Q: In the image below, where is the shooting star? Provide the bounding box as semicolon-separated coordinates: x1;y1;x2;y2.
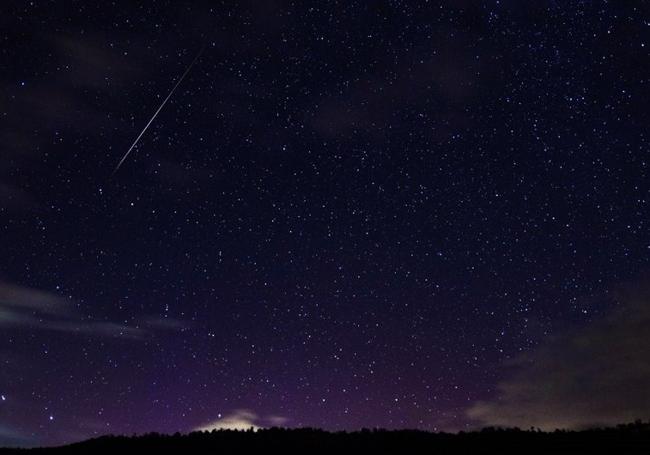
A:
111;47;205;176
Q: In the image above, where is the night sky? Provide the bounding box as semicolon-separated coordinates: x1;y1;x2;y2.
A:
1;0;650;448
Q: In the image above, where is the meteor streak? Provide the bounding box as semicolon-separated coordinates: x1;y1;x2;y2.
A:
111;47;204;176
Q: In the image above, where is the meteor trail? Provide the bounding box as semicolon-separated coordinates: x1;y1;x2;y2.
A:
111;47;205;176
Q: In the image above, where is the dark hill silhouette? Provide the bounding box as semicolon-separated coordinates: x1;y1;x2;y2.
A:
2;421;650;454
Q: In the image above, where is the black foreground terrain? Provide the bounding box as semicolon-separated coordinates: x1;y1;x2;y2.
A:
2;422;650;454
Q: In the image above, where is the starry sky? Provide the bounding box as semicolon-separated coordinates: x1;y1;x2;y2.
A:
1;0;649;448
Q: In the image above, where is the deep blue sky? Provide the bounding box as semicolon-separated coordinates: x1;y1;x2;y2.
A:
1;0;649;447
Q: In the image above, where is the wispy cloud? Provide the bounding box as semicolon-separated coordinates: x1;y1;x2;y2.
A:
466;279;650;430
0;281;187;339
0;183;37;212
0;424;35;448
195;409;262;432
0;31;144;210
194;409;290;432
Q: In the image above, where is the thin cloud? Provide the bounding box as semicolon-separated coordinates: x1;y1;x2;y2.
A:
466;280;650;430
0;281;70;316
0;183;37;212
195;409;262;432
266;415;290;426
0;424;35;448
194;409;290;432
0;281;186;340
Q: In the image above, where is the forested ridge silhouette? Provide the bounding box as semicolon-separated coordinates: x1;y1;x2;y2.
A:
2;421;649;454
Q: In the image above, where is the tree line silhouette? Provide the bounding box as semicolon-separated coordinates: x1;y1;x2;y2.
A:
2;421;649;454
